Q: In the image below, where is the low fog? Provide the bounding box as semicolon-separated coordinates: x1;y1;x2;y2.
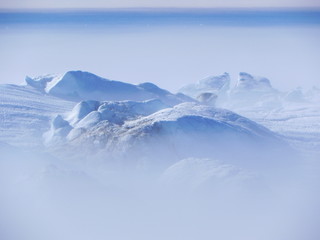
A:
1;9;320;240
1;138;320;240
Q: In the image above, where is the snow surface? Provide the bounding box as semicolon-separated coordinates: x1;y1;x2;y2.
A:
0;84;75;146
237;103;320;157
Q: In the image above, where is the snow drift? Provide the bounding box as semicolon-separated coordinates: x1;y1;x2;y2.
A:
46;101;294;174
26;70;193;105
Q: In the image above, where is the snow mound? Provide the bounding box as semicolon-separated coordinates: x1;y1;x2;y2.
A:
54;102;293;172
283;88;305;102
306;86;320;103
96;99;169;124
26;70;193;105
21;164;99;194
179;72;230;105
66;100;101;125
44;115;73;145
44;99;170;144
227;72;280;109
0;84;75;147
159;158;259;191
25;74;57;91
179;72;281;109
68;98;169;127
46;71;154;101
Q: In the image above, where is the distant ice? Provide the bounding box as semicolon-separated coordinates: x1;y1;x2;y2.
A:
26;70;193;106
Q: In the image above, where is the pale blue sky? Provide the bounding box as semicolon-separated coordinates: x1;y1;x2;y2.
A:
1;0;320;9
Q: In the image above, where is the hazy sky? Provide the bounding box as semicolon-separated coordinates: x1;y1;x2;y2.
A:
1;0;320;9
1;24;319;92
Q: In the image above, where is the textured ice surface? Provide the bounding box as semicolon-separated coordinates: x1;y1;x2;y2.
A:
237;103;320;157
0;84;75;146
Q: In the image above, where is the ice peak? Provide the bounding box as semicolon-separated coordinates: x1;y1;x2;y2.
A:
179;72;231;100
236;72;272;90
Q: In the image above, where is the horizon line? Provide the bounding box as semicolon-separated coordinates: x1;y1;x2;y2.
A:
1;7;320;13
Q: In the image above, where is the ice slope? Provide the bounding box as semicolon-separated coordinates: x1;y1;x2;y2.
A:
51;102;292;172
0;84;75;146
26;70;193;105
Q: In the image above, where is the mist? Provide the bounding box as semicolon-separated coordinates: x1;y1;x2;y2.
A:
1;9;320;240
1;137;320;240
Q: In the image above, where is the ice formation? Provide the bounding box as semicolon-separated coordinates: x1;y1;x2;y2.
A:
1;70;319;240
180;72;230;105
25;70;193;105
44;101;293;174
